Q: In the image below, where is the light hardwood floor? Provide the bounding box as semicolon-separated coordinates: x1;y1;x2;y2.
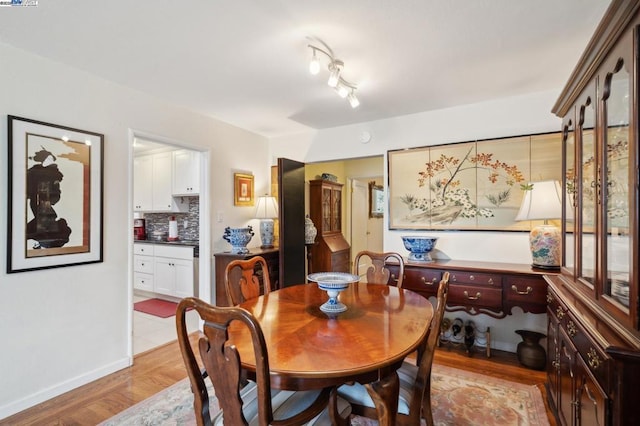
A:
1;337;557;425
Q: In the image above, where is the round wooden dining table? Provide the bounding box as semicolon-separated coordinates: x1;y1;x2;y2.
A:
228;281;434;426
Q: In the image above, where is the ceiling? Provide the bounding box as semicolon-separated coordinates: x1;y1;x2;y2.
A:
0;0;611;138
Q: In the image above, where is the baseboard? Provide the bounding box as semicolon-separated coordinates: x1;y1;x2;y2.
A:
0;356;131;420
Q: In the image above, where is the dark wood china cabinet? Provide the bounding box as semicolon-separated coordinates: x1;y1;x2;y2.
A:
546;0;640;424
309;179;350;273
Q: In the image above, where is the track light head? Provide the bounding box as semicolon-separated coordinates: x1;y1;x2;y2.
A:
348;91;360;108
336;83;349;98
309;49;320;75
327;60;343;87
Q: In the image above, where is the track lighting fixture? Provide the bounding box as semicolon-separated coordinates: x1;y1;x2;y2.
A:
307;39;360;108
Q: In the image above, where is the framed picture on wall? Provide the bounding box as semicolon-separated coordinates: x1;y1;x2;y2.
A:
7;115;104;273
369;181;384;218
387;132;561;231
234;172;254;206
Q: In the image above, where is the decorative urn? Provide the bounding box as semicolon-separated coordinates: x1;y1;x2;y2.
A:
304;215;317;244
223;226;254;254
401;235;438;262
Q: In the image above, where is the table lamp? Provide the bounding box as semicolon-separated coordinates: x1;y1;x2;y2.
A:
515;180;562;269
255;195;278;248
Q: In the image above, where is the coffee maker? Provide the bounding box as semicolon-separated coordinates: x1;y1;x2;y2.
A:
134;218;146;240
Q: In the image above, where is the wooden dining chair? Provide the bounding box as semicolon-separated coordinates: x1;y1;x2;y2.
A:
353;250;405;287
176;297;351;426
336;272;450;426
224;256;271;306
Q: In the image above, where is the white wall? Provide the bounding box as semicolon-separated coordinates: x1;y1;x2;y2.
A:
269;89;562;352
0;42;271;418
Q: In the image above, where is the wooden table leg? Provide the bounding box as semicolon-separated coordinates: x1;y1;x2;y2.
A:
364;372;399;426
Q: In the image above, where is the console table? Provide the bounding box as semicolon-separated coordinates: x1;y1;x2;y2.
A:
386;259;552;356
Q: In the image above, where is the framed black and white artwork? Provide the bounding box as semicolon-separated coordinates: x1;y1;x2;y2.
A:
7;115;104;273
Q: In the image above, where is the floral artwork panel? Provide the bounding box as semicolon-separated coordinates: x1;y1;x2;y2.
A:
388;132;562;231
476;136;529;230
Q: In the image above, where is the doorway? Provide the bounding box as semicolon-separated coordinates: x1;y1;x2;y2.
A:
129;131;211;356
350;177;384;277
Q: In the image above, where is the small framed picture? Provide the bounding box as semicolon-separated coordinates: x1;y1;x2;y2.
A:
7;115;104;273
234;173;254;206
369;181;384;218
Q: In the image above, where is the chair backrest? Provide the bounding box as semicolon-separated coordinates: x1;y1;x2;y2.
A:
407;271;450;425
225;256;271;306
176;297;335;426
176;297;273;425
353;250;405;287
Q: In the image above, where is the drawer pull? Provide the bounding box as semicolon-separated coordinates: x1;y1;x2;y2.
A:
587;348;602;370
552;359;560;370
567;320;577;337
487;278;494;285
390;273;403;283
511;285;533;295
420;276;437;286
451;275;457;282
546;293;553;304
556;307;565;320
463;291;481;300
469;275;474;281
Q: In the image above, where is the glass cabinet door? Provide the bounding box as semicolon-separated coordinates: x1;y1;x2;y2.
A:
579;94;597;288
321;187;332;231
563;119;576;276
331;187;341;232
602;57;631;310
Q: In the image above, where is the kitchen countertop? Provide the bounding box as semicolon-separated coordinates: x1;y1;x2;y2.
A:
134;239;199;257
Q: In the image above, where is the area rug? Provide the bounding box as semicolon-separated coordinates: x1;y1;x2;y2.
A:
100;364;549;425
133;298;179;318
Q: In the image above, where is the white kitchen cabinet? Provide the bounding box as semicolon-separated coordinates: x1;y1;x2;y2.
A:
151;151;174;211
133;243;195;298
153;245;194;298
133;155;153;211
133;243;154;292
134;152;187;212
172;149;201;195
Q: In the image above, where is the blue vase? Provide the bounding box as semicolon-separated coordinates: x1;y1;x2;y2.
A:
223;226;254;254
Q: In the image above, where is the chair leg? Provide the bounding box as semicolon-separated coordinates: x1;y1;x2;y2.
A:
364;372;399;426
329;387;350;426
422;376;434;426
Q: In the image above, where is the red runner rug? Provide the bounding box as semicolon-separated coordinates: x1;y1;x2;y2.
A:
133;298;179;318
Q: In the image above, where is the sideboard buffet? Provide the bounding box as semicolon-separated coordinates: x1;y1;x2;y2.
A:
548;0;640;424
386;259;550;357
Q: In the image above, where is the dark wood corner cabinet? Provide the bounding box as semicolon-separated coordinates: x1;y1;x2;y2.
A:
548;1;640;424
309;179;350;273
213;248;279;307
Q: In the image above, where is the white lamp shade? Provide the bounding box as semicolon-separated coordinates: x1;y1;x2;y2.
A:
515;180;562;221
255;195;279;219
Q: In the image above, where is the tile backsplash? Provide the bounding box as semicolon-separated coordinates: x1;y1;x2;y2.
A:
142;197;200;241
